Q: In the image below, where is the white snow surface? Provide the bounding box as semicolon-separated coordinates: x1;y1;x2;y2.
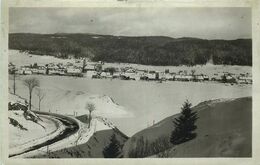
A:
15;116;113;158
9;111;62;155
29;89;133;119
9;50;74;68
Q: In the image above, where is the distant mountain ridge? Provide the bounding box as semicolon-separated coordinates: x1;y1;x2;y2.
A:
9;33;252;66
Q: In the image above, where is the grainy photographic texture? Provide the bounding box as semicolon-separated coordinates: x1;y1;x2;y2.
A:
7;7;252;158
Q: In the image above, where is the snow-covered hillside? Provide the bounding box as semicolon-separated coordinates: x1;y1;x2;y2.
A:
45;90;132;118
9;111;57;148
9;92;125;158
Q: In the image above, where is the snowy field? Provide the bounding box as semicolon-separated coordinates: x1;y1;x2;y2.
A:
9;75;252;136
9;49;252;136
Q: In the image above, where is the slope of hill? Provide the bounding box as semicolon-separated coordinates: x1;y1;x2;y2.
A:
123;97;252;157
32;115;128;158
9;33;252;66
9;110;58;149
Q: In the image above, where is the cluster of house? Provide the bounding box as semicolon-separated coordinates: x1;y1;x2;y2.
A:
88;67;252;84
9;62;99;77
8;62;252;85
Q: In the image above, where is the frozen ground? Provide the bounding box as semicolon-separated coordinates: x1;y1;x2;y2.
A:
13;115;114;158
9;110;71;157
9;78;132;119
9;107;111;158
9;91;116;158
9;49;252;136
9;75;252;136
9;111;58;149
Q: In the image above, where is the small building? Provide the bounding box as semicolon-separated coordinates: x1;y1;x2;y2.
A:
184;75;194;81
18;66;32;75
123;72;136;80
203;75;209;81
37;66;46;74
140;73;149;81
85;65;95;71
165;73;174;80
174;74;194;81
67;67;83;77
100;71;109;78
86;70;97;78
148;71;156;80
24;70;33;75
31;68;39;74
67;67;81;73
211;74;222;81
57;69;66;75
195;75;204;81
112;72;121;79
221;74;237;83
159;72;166;80
49;69;60;75
237;76;252;84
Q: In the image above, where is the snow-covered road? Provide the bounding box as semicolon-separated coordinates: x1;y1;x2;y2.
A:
9;109;117;158
9;111;79;158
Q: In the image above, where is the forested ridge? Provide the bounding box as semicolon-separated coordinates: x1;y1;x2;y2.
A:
9;33;252;66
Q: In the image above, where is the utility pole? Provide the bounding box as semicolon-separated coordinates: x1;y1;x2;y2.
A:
13;69;16;94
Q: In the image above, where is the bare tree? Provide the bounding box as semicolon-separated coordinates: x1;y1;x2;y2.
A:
36;88;45;111
86;103;95;128
23;77;40;110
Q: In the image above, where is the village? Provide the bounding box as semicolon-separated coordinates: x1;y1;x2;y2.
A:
8;59;252;85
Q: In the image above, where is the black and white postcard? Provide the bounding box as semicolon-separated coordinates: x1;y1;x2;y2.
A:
1;0;260;165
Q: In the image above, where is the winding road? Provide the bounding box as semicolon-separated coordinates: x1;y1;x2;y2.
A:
9;111;80;158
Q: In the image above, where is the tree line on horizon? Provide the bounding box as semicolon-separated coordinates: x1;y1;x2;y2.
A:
9;33;252;66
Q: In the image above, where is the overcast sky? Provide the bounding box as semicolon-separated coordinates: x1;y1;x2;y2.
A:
9;7;251;40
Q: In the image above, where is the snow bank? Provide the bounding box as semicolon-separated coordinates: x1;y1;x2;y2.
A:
41;90;133;118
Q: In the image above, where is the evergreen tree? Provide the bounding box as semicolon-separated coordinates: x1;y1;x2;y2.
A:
103;134;122;158
170;100;198;145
